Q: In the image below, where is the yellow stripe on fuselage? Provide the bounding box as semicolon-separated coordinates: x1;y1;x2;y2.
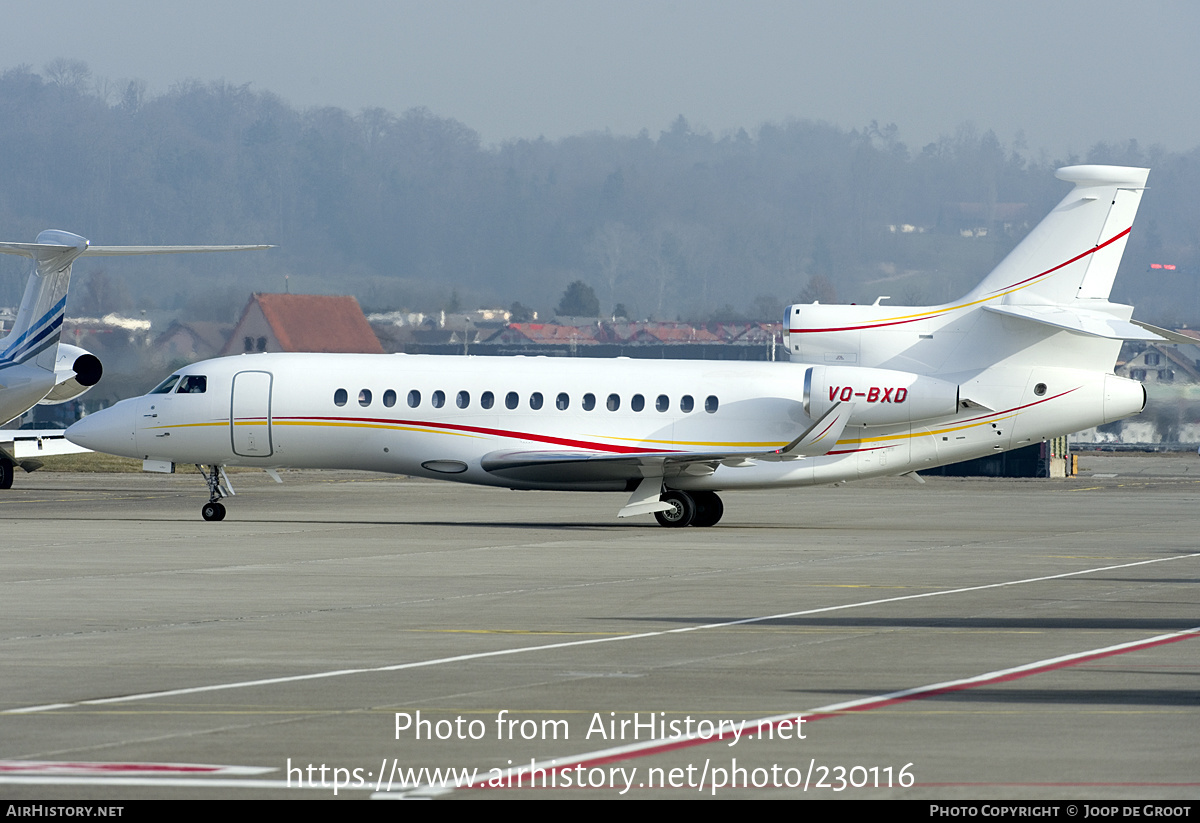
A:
147;406;1023;453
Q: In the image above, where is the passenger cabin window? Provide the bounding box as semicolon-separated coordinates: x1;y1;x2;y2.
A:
505;391;519;410
334;388;348;406
631;394;645;412
407;389;421;408
530;392;543;410
705;395;719;413
383;389;397;408
481;391;494;409
583;393;596;411
607;393;620;411
150;375;181;394
432;390;445;408
359;389;372;407
680;395;694;413
656;394;669;412
176;375;207;394
556;392;569;410
457;390;470;409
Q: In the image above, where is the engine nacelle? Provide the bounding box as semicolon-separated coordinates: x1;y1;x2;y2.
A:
804;365;959;427
38;344;103;405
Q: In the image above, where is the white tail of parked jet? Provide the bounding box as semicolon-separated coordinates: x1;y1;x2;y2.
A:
0;231;270;375
67;166;1162;525
785;166;1175;378
1;231;269;488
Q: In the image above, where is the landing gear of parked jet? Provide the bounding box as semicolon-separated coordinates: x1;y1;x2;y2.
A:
198;464;231;522
654;489;724;528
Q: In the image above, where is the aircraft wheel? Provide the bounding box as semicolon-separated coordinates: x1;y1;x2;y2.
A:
690;491;724;527
202;501;226;522
0;460;13;490
654;490;695;528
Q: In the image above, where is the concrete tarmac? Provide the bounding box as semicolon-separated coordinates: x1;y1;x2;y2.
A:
0;453;1197;800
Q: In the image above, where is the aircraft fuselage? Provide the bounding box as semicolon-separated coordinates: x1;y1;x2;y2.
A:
67;351;1143;493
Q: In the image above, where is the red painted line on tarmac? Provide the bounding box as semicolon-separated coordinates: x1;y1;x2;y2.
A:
460;626;1200;791
921;782;1200;788
0;761;224;774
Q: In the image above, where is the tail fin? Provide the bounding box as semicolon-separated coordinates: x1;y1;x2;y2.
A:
783;165;1163;372
0;230;89;371
0;231;272;372
965;165;1149;306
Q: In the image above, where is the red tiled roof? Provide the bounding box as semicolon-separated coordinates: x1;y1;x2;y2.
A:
490;323;599;344
253;293;383;353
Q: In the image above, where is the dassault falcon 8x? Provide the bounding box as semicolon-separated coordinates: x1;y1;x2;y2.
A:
0;231;268;488
68;166;1170;525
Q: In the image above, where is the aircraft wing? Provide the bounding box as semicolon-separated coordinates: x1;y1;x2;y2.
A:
3;429;91;458
481;448;741;484
479;402;853;485
0;242;272;258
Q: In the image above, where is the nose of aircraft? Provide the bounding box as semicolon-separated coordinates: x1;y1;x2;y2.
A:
66;399;140;458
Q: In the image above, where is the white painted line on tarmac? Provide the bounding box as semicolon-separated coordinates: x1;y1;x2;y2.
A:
445;624;1200;795
5;626;1194;795
5;552;1197;716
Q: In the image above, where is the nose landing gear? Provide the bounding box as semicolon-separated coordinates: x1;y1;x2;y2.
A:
198;464;232;521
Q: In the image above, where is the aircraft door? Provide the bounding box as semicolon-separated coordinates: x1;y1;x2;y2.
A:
230;370;273;457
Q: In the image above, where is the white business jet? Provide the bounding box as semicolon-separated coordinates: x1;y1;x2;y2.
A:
68;166;1170;525
0;231;269;488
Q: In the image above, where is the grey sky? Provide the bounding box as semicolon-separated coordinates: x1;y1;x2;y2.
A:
3;0;1197;155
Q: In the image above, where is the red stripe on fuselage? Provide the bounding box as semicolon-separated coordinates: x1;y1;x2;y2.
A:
278;415;684;455
789;229;1131;335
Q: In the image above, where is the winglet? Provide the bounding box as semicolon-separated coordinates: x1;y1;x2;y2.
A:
770;402;853;458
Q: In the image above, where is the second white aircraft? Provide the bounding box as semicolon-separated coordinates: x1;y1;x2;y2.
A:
68;165;1166;525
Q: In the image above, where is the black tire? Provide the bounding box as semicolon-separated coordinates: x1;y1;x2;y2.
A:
201;501;226;522
0;460;13;490
654;490;696;528
690;491;724;527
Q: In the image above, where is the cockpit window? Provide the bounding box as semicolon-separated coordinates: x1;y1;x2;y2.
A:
176;375;207;394
149;375;181;394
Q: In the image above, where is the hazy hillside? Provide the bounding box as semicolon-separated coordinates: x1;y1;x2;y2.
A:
1;62;1197;327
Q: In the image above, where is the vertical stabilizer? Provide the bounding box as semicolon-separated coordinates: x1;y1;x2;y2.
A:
965;165;1149;307
0;230;89;372
0;232;271;375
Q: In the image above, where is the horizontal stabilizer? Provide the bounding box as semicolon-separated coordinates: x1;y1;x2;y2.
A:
1;231;272;381
0;242;272;259
983;304;1172;342
1128;320;1200;346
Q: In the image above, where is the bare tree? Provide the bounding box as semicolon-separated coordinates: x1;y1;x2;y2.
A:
43;58;91;92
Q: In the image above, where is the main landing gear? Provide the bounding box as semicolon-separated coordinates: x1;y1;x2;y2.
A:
654;490;724;528
198;464;230;522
